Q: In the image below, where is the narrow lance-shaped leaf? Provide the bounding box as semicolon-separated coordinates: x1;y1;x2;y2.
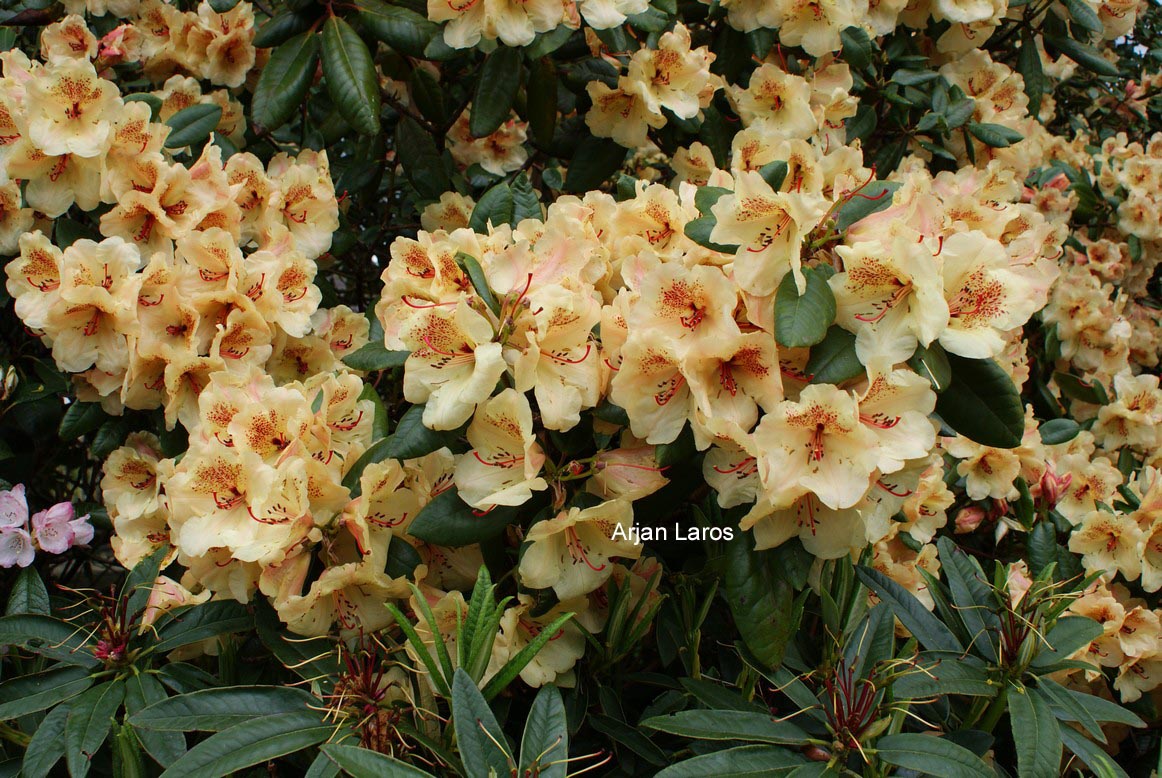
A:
65;681;126;778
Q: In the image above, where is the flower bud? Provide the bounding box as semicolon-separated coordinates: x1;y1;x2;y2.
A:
954;505;987;534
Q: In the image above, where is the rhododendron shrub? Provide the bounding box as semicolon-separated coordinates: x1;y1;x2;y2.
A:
0;0;1160;774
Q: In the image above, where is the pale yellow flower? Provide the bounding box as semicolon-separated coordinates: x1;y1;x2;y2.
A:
454;389;548;509
520;499;641;599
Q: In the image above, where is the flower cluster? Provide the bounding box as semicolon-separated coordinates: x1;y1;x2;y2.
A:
1068;577;1162;703
86;0;258;88
2;30;346;429
0;484;93;568
585;23;721;149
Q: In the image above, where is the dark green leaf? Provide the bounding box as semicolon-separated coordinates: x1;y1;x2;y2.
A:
59;402;108;440
343;341;410;372
251;32;319;133
409;67;446;126
834;182;899;231
564;136;626;193
254;10;317;48
322;744;436;777
471;47;522;138
936;354;1024;448
656;745;806;777
1009;684;1062;778
723;532;794;668
894;653;999;698
397;116;450;198
527;57;558;146
1027;520;1058;578
806;326;864;384
875;733;992;778
1018;30;1045;116
758;161;788;191
21;703;71;778
382;403;464;461
356;0;437;58
840;26;872;70
0;665;93;720
1044;35;1119;76
844;604;895;682
152;601;252;654
642;710;810;744
157;711;331;778
321;17;381;135
5;565;49;615
482;611;572;700
469;183;515;231
125;674;186;767
1039;418;1080;444
967;122;1024;148
856;566;963;652
164;104;222;148
1063;0;1104;34
1059;726;1130;778
408;488;521;547
892;69;940;86
1034;679;1105;744
1031;616;1103;668
684;215;737;253
131;686;315;732
1054;371;1107;404
510;173;542;223
937;536;999;663
0;614;98;667
907;342;952;393
775;268;836;348
65;681;125;778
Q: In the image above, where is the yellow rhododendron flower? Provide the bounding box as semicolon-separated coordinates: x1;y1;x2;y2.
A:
454;388;548;509
520;499;641;599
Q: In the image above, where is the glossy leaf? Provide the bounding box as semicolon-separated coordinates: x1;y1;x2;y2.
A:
835;181;899;231
0;665;93;720
407;488;521;547
356;0;437;58
321;17;381;135
936;354;1024;448
775;268;836;349
806;326;865;385
21;703;71;778
164;104;221;148
125;674;186;767
251;32;319;133
470;47;522;138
